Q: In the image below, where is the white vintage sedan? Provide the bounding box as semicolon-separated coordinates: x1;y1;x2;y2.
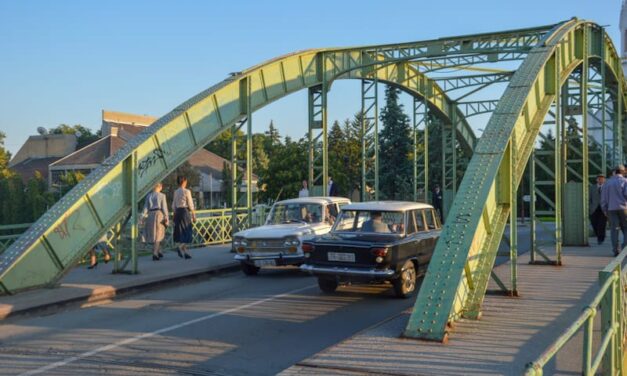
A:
233;196;351;275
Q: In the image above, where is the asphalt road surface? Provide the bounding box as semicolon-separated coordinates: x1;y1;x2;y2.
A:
0;224;543;376
0;267;418;376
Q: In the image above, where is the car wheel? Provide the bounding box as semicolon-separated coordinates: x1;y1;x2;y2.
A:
393;260;417;298
317;277;338;293
240;262;260;276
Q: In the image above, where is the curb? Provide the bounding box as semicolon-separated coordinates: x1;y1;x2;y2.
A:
0;261;240;322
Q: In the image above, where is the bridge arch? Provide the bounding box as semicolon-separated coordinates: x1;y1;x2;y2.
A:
405;19;627;341
0;46;474;294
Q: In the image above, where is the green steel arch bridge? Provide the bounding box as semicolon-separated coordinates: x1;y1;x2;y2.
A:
1;18;626;352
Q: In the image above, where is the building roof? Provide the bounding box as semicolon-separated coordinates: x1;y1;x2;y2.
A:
276;196;351;205
50;136;125;168
102;110;157;126
341;201;433;211
10;157;60;182
187;148;258;181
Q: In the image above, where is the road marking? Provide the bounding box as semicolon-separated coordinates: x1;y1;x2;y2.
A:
20;284;317;376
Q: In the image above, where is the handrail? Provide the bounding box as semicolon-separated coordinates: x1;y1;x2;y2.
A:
525;246;627;376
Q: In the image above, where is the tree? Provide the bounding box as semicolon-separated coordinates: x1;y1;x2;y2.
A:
25;171;53;222
378;86;413;200
49;124;100;149
257;136;307;203
0;131;11;177
59;171;85;196
161;161;201;205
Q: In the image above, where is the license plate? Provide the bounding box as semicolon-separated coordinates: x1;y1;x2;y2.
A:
254;259;276;267
328;252;355;262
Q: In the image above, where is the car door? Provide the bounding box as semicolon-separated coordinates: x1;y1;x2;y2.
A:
422;209;440;263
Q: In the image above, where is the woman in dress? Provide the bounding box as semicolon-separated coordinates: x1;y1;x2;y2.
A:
142;182;169;261
172;176;196;259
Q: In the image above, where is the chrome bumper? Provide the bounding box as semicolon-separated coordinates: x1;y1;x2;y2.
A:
300;264;396;278
235;254;304;263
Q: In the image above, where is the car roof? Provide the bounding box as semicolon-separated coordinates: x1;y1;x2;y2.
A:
275;196;351;205
340;201;433;211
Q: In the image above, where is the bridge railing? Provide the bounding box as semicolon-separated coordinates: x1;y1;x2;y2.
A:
525;249;627;376
0;207;267;259
0;223;33;256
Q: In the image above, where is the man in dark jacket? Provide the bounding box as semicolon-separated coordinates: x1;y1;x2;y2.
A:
433;185;444;222
589;175;606;244
601;166;627;256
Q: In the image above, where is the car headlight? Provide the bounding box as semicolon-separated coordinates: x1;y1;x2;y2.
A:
241;240;248;246
234;238;247;247
283;237;300;246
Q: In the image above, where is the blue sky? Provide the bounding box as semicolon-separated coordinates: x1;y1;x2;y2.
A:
0;0;622;155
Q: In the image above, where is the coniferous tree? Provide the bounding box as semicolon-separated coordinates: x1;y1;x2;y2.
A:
378;86;413;200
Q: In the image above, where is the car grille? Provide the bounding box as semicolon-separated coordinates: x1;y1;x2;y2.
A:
246;239;287;251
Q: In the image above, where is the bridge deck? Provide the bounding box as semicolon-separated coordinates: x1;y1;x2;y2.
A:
281;241;613;375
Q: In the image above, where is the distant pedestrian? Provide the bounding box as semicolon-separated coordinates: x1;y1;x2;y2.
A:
87;234;112;269
589;175;607;245
299;180;309;198
432;185;444;222
328;176;339;196
142;182;169;261
601;165;627;256
173;176;196;259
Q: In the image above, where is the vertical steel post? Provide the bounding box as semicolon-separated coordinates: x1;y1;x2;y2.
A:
412;96;429;202
246;78;253;226
555;53;563;265
451;108;458;194
231;123;238;234
601;37;608;174
510;137;518;294
583;316;593;374
360;78;379;201
308;87;317;190
322;75;329;196
130;150;138;274
530;151;537;263
581;28;589;246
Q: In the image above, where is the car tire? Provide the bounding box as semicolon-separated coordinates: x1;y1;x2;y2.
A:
317;277;338;293
241;262;260;276
393;260;417;298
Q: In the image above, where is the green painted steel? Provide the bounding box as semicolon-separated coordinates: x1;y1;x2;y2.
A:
7;25;549;293
0;224;32;256
525;247;627;375
405;19;627;341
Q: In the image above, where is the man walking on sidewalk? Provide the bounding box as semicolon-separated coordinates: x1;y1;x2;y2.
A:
601;166;627;256
590;175;607;244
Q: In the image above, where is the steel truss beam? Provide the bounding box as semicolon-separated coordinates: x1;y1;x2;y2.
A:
456;100;500;118
308;85;328;195
405;20;627;342
361;78;379;200
413;97;429;202
434;72;513;92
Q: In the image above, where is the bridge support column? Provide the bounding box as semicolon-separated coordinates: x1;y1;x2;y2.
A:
413;96;429;202
361;78;379;201
441;108;457;220
308;84;328;196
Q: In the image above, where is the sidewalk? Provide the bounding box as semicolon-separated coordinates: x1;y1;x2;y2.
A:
0;245;238;321
281;241;614;375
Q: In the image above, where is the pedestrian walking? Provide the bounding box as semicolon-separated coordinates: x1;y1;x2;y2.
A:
172;176;196;259
432;185;444;223
601;165;627;256
298;180;309;198
328;176;339;196
589;175;607;245
142;182;169;261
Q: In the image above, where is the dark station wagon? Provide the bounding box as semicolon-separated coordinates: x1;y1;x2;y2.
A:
300;201;441;298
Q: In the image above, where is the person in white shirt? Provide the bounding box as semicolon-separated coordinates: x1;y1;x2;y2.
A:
172;176;196;259
298;180;309;198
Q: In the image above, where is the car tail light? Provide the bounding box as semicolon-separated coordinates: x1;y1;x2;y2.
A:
302;243;315;253
370;247;388;257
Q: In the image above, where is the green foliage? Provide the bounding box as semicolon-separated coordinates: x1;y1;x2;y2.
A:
378;86;413;200
0;131;11;177
49;124;100;149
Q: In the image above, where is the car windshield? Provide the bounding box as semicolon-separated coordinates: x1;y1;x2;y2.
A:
332;210;405;235
266;203;323;224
